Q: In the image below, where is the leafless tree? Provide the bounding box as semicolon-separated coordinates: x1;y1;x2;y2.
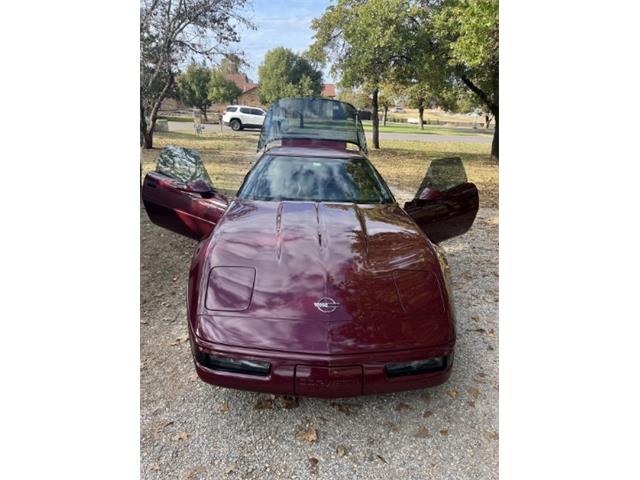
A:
140;0;253;148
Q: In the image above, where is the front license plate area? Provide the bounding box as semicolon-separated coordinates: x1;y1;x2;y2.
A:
294;365;363;397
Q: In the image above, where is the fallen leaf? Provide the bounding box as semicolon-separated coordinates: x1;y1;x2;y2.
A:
471;314;480;321
415;426;431;438
219;401;229;413
488;329;495;337
173;276;178;282
254;398;273;410
394;402;412;412
376;454;387;464
331;402;356;415
223;464;236;475
383;421;400;432
296;426;318;443
439;429;449;436
447;389;458;399
150;463;160;472
421;393;432;404
485;430;499;440
473;328;486;334
478;372;487;378
170;335;189;346
173;431;189;441
190;372;199;381
467;401;476;408
279;395;299;409
336;445;348;457
423;410;434;418
183;466;206;480
468;387;481;398
308;457;319;475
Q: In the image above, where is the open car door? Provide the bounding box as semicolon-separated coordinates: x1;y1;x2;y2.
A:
403;157;479;244
141;146;228;240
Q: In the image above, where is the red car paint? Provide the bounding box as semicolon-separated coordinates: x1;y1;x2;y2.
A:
142;144;478;398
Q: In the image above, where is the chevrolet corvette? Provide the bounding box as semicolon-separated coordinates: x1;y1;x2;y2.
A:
142;98;479;398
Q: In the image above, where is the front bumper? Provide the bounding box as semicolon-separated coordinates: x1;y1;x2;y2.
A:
191;335;453;398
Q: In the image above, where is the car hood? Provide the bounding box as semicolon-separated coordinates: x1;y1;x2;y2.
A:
194;200;453;354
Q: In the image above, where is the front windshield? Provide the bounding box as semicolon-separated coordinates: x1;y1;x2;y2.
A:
238;156;394;204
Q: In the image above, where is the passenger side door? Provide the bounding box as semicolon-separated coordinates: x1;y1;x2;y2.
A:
403;157;479;243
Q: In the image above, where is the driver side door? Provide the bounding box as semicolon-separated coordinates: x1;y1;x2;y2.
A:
141;147;228;240
403;157;479;243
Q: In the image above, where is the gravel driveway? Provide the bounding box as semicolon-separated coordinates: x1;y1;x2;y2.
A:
140;188;498;479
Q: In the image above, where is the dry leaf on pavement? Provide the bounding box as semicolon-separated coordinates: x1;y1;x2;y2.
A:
394;402;412;412
447;389;458;399
254;398;273;410
415;426;431;438
224;464;236;475
336;445;348;457
219;401;229;413
439;429;449;436
485;430;499;440
308;457;319;475
296;426;318;443
468;387;481;398
173;431;189;441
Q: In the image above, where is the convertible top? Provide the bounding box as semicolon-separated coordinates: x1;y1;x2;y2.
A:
257;98;368;154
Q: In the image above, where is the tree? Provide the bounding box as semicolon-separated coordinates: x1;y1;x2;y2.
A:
177;64;213;121
337;88;371;111
208;71;242;105
218;53;243;75
140;0;251;149
406;83;432;129
310;0;417;149
433;0;499;159
257;47;323;105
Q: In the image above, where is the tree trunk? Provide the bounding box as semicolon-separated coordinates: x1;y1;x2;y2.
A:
491;111;498;161
140;72;174;150
372;88;380;149
418;106;424;130
143;130;154;149
383;105;388;126
201;106;208;122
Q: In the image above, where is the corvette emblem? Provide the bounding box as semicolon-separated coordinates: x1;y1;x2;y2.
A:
314;297;340;313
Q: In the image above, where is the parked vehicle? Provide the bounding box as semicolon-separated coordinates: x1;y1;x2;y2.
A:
222;105;266;131
142;98;479;398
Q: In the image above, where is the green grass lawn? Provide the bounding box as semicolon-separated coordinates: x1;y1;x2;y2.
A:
360;120;489;136
157;115;220;124
141;130;498;208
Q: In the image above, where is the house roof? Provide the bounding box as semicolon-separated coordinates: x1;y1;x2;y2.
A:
321;84;336;97
224;73;257;93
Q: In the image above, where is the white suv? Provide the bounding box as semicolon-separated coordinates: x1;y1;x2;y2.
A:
222;105;266;131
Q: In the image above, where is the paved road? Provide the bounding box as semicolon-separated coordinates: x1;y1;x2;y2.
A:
166;121;493;144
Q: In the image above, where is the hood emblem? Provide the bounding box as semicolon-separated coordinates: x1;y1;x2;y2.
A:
314;297;340;313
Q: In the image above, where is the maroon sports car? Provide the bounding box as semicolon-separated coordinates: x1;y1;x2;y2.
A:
142;98;478;398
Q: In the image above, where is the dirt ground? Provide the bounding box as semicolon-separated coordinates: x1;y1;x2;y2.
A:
140;134;498;479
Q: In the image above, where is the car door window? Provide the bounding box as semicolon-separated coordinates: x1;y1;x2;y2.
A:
240;107;252;115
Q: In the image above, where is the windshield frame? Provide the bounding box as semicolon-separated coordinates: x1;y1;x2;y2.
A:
236;154;396;205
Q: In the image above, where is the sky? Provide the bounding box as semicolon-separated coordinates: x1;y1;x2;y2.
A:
235;0;335;84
